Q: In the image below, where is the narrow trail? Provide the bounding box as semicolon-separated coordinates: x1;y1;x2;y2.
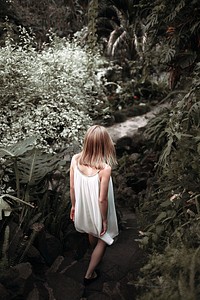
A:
44;207;145;300
107;103;168;142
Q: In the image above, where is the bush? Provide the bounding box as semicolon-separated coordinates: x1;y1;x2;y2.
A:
0;29;108;152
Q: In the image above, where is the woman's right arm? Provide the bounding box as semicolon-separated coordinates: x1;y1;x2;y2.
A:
99;166;111;235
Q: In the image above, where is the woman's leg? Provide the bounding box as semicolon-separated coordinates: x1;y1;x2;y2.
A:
88;234;98;249
85;238;106;279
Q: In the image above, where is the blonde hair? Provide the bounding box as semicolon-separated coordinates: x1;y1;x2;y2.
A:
79;125;117;169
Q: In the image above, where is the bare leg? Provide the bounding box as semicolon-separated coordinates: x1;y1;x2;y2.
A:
88;234;98;249
85;238;106;279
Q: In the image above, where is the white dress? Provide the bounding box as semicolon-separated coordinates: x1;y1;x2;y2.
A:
74;165;119;245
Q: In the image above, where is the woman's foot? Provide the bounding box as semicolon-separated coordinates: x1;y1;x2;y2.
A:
84;270;99;285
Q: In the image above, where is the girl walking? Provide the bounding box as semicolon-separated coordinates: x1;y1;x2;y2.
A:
70;125;119;285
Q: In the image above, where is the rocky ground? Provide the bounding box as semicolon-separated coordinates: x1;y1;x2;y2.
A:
29;207;145;300
0;206;145;300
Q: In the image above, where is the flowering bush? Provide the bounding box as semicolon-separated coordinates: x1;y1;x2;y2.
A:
0;30;108;151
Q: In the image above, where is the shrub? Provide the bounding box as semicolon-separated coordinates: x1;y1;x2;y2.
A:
0;29;108;152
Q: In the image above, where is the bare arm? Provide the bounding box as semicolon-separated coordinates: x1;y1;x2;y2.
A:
69;155;77;220
99;165;111;235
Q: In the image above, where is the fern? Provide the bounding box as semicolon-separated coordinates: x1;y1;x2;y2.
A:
188;101;200;128
165;0;185;22
144;108;170;148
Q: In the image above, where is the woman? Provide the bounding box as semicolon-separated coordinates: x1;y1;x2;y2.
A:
70;125;118;285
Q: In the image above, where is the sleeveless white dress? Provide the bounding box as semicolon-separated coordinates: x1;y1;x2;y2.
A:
74;165;119;245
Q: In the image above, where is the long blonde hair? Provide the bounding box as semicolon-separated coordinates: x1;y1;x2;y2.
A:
79;125;117;169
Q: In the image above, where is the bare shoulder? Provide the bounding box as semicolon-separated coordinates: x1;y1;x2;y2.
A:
99;164;111;179
71;153;81;167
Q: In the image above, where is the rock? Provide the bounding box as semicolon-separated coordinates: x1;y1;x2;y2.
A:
113;111;127;123
13;262;32;280
0;263;34;299
46;256;65;274
26;286;40;300
34;231;63;266
87;292;111;299
0;267;19;285
64;225;89;260
46;273;84;300
27;282;51;300
0;283;10;300
12;262;34;298
102;276;136;300
45;233;63;265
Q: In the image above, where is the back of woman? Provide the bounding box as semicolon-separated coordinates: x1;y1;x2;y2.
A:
70;125;119;285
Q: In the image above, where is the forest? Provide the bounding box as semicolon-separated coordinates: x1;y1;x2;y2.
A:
0;0;200;299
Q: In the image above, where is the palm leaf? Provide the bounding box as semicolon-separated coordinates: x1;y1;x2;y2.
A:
0;194;34;208
0;136;37;158
111;31;128;56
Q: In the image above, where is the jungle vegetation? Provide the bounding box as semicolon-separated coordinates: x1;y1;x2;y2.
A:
0;0;199;299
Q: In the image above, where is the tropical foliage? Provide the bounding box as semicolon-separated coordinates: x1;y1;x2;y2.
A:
0;0;200;298
97;1;200;299
133;65;200;299
95;0;200;90
0;136;71;268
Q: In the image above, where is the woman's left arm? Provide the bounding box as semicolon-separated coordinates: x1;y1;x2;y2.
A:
70;155;76;221
99;166;111;235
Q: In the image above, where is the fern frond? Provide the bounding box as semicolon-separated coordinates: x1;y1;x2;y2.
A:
157;136;174;171
188;101;200;128
164;0;185;22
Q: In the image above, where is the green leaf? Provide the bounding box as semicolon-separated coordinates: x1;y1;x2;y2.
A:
17;149;64;185
141;236;149;245
0;136;37;158
160;200;172;207
155;211;167;223
188;101;200;127
155;225;165;235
